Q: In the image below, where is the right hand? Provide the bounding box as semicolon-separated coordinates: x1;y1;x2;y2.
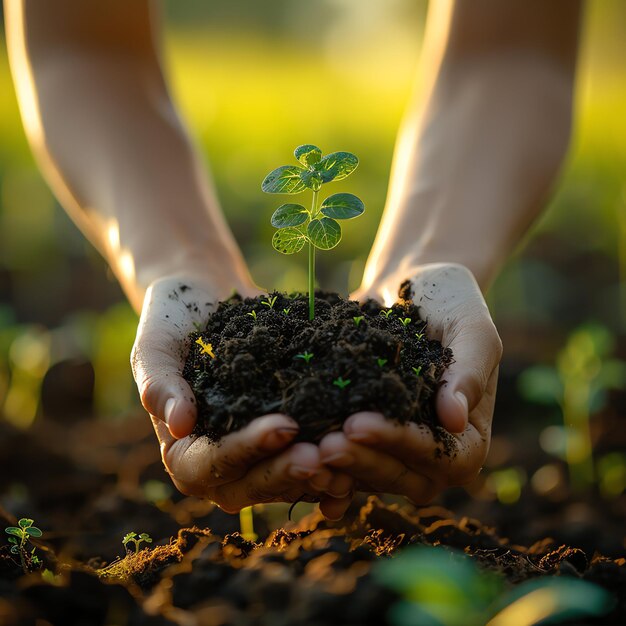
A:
131;276;353;518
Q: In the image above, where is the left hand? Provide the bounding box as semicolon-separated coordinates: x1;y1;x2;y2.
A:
319;263;502;506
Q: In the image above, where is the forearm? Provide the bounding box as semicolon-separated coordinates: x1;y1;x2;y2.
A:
7;8;250;311
362;1;580;293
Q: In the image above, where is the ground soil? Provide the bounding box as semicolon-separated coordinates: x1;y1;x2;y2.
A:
184;286;453;444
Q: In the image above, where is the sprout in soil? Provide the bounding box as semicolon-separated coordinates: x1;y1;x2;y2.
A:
380;308;394;319
5;518;43;573
295;351;314;364
247;310;257;321
399;317;412;327
195;337;215;358
333;376;351;389
263;144;365;320
353;315;364;327
282;307;291;315
377;358;388;368
261;295;278;309
415;332;425;341
122;532;153;554
412;366;422;376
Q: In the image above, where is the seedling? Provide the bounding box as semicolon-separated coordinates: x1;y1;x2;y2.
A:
122;532;153;554
195;337;215;358
295;351;314;364
263;145;365;320
380;308;394;319
261;295;278;309
333;376;351;389
247;310;257;321
415;332;424;341
282;307;291;315
5;518;42;573
412;366;422;376
353;316;364;327
399;317;412;327
377;358;388;368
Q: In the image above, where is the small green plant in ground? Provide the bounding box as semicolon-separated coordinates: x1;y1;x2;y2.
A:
380;308;394;319
247;310;257;321
333;376;351;389
412;366;422;376
377;358;388;368
122;532;153;554
263;144;365;320
261;295;278;309
353;315;364;327
295;351;314;364
374;545;613;626
5;518;42;573
282;307;291;315
399;317;412;327
415;331;424;341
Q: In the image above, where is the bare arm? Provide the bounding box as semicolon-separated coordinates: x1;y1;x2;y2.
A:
5;0;252;311
360;0;582;294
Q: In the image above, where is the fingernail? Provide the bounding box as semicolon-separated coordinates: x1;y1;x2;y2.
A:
321;452;354;467
263;427;298;449
309;473;332;491
164;397;177;425
329;489;352;499
348;432;378;444
289;465;317;479
455;392;468;416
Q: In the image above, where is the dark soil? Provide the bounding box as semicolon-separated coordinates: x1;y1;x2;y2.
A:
184;285;453;443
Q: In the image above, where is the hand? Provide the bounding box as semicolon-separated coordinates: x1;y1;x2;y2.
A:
131;276;353;518
319;263;502;505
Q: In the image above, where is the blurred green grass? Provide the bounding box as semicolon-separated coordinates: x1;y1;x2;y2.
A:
0;0;625;421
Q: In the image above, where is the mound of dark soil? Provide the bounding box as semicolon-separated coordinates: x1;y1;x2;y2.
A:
184;286;452;443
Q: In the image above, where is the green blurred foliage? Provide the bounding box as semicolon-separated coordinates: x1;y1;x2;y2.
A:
0;0;624;424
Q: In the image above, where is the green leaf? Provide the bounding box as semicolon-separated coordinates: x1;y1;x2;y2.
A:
307;218;341;250
27;527;42;538
272;228;307;255
7;537;17;544
517;366;563;405
300;169;323;191
294;144;322;167
262;165;307;194
18;519;33;529
271;203;308;228
320;193;364;220
5;527;22;537
315;151;358;183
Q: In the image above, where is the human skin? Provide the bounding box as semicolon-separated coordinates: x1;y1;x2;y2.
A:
5;0;581;516
320;0;581;504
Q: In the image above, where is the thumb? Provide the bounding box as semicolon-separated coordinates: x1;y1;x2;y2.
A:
436;311;502;433
131;286;198;439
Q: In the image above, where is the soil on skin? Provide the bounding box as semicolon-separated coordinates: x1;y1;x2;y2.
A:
183;283;454;446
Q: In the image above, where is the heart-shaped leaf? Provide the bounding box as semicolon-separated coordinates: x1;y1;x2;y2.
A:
18;519;33;529
295;144;322;167
272;228;307;254
262;165;307;194
315;151;358;183
320;193;364;220
271;204;308;228
307;218;341;250
27;526;42;538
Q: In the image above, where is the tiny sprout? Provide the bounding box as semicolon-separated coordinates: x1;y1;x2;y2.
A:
415;332;425;341
399;317;412;327
5;518;43;573
283;307;291;315
261;295;278;309
195;337;215;358
377;358;388;368
122;531;153;554
333;376;351;389
412;366;422;376
380;309;394;319
295;351;314;364
353;315;364;327
192;321;203;331
247;310;258;321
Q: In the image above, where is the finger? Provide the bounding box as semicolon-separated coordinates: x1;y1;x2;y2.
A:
162;414;299;491
131;282;212;439
319;495;352;521
319;432;437;504
210;443;322;513
308;470;354;500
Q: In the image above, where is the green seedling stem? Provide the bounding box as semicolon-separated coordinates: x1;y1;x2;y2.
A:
5;518;43;573
240;507;257;542
353;316;364;327
122;532;153;553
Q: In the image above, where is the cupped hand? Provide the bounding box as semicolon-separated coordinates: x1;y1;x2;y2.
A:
319;263;502;505
131;276;353;518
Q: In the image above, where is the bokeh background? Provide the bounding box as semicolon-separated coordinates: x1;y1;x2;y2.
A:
0;1;624;515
